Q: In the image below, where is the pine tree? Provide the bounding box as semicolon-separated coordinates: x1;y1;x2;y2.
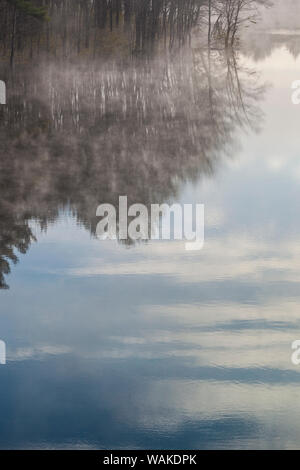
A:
6;0;48;20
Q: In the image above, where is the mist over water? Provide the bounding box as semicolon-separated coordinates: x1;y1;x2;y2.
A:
1;0;300;450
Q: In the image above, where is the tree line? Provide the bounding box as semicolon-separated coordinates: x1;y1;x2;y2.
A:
0;0;269;63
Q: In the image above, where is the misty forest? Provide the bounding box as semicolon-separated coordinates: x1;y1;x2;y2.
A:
0;0;270;61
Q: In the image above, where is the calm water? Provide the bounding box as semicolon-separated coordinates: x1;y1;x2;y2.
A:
1;1;300;450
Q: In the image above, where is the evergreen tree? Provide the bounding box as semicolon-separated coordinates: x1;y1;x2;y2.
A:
6;0;48;20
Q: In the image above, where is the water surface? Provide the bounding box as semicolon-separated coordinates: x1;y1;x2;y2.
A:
1;1;300;450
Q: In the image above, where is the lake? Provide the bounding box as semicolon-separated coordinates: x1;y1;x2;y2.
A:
0;0;300;450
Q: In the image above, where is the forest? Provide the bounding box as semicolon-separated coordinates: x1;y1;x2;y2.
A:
0;0;269;63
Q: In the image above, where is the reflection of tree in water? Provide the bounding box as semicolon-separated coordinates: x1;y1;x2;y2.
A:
242;31;300;62
0;213;36;289
241;0;300;62
0;36;265;287
0;47;265;286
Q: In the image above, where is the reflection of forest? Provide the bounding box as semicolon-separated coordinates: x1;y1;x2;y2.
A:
241;0;300;61
242;31;300;62
0;44;265;288
0;1;268;288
